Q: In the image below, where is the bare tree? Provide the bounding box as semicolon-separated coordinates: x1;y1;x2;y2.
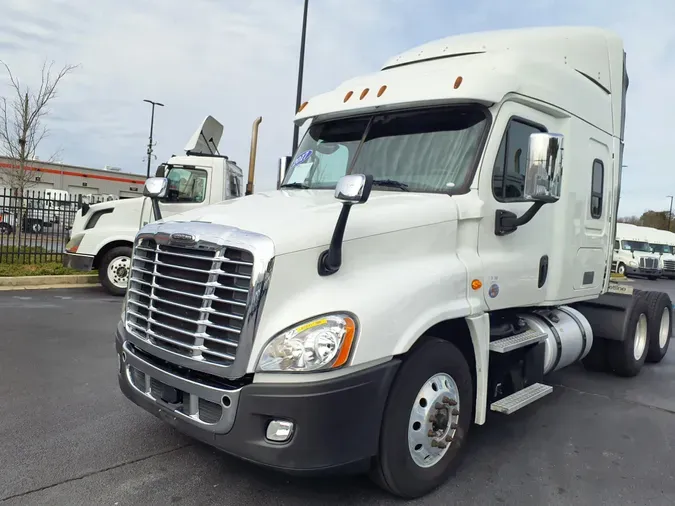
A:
0;60;77;195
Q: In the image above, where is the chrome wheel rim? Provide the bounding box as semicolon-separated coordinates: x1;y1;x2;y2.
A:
407;372;460;468
633;313;648;360
108;256;131;289
659;307;670;349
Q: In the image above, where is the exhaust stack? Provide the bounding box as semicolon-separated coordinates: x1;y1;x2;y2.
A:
246;116;263;196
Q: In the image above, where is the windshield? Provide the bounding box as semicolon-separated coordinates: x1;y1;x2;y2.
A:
282;106;488;193
622;240;652;252
651;243;673;254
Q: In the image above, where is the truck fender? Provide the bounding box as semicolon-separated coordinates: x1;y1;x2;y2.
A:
465;313;490;425
571;292;637;342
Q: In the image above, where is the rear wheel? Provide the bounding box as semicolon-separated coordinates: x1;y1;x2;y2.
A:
607;294;650;377
0;222;13;235
645;291;672;363
99;246;132;296
370;338;473;499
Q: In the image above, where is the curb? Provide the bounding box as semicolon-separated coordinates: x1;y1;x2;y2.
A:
0;274;99;290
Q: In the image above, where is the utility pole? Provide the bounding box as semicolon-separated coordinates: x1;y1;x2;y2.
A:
668;195;674;231
143;99;164;178
291;0;309;156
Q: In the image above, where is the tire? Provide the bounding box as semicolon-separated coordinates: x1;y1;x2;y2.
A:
0;222;12;235
648;276;658;281
617;263;626;276
370;338;473;499
581;337;609;372
99;246;133;296
644;291;672;363
607;293;650;377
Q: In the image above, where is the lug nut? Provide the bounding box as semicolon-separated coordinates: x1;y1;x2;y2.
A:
443;397;457;406
428;430;436;437
451;422;458;430
445;435;454;442
435;402;445;410
452;409;460;416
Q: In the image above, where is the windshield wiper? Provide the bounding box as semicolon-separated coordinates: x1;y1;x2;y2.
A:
280;182;311;189
372;179;409;191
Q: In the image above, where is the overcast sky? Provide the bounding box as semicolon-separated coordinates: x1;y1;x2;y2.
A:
1;0;672;217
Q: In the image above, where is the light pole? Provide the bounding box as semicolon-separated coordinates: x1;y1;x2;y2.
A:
291;0;309;156
667;195;673;231
143;99;164;178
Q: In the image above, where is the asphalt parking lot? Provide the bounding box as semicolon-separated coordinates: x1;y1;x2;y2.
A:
2;283;675;505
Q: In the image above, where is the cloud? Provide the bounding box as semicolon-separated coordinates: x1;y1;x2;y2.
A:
0;0;672;217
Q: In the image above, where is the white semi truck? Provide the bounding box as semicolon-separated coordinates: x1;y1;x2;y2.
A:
642;226;675;278
613;222;661;278
115;27;672;498
63;116;262;295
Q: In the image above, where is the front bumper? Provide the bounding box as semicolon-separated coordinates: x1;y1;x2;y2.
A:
116;322;400;473
62;252;94;271
625;265;660;277
662;268;675;279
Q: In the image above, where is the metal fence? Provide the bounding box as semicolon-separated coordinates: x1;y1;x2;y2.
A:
0;189;86;264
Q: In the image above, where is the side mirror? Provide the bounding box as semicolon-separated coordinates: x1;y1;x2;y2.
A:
318;174;374;276
495;133;563;236
335;174;373;204
277;156;291;190
143;177;168;198
143;177;168;221
155;163;167;178
523;133;564;203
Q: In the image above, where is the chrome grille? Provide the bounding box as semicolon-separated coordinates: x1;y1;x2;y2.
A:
664;260;675;271
639;257;658;269
125;238;254;367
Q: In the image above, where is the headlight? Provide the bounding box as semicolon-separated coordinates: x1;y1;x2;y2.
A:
65;233;84;253
257;314;357;372
629;260;638;267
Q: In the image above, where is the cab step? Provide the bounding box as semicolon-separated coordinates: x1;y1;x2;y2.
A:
490;383;553;414
489;328;547;353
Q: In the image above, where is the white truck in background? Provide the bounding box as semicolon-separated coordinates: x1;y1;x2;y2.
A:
613;222;661;279
63;116;262;295
641;226;675;278
115;27;673;499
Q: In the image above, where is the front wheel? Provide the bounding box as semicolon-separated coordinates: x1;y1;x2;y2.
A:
617;263;626;276
99;246;133;296
370;338;473;499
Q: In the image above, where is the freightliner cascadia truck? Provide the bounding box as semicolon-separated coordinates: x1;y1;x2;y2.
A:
114;27;672;498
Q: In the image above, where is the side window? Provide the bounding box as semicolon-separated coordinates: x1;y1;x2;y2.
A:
614;240;620;250
591;160;604;219
492;119;546;201
163;166;208;203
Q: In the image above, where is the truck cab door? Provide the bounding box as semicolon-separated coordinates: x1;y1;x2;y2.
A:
476;101;563;310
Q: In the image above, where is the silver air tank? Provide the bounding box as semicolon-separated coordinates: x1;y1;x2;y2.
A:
518;306;593;375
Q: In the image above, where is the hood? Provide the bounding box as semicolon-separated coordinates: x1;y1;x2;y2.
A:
85;196;144;214
631;250;658;258
162;190;458;255
72;197;146;235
